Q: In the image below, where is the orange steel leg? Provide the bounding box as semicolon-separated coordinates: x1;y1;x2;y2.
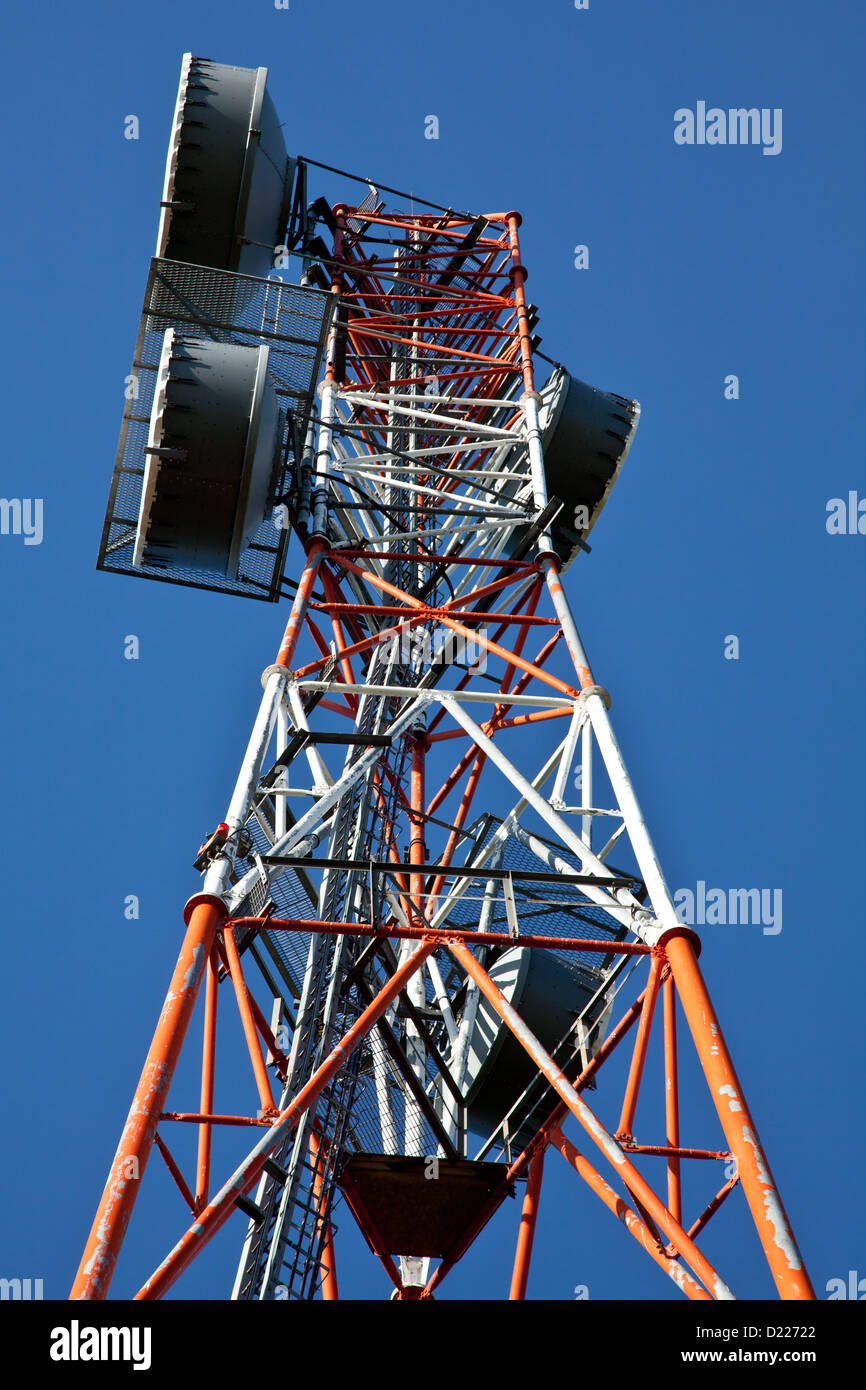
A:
70;899;224;1299
509;1148;544;1300
663;932;815;1300
663;973;682;1226
194;947;219;1212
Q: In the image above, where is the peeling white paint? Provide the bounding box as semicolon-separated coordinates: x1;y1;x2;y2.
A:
762;1189;802;1270
739;1127;802;1269
182;943;204;993
573;1094;625;1166
741;1125;770;1184
719;1083;742;1113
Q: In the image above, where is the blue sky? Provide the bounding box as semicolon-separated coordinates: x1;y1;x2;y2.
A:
0;0;863;1302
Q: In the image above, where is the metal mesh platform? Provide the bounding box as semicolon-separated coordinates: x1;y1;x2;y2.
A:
445;823;632;973
97;259;332;601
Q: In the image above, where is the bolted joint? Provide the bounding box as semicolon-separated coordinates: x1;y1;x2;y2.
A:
581;684;612;711
534;546;562;570
182;892;229;927
260;664;292;691
657;924;702;958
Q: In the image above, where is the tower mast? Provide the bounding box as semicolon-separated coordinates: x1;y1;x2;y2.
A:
74;56;814;1303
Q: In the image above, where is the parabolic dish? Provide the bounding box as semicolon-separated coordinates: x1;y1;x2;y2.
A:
134;331;283;579
536;365;641;569
156;53;293;279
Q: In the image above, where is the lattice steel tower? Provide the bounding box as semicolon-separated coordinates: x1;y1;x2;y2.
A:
73;54;814;1302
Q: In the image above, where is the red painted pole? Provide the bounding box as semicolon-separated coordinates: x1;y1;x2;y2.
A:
663;973;682;1225
509;1149;544;1300
70;900;224;1299
309;1130;339;1301
223;925;275;1115
274;540;325;670
664;932;815;1300
685;1175;740;1243
194;947;219;1212
229;916;651;955
410;737;426;923
617;952;662;1139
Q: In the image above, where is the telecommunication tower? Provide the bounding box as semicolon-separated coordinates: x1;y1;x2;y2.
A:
72;55;814;1301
